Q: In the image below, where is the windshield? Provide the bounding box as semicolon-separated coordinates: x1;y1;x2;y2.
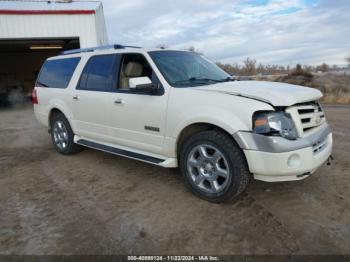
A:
148;51;230;87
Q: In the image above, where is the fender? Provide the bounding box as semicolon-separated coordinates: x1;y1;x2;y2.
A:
163;89;274;157
46;98;75;131
172;106;249;139
163;106;253;158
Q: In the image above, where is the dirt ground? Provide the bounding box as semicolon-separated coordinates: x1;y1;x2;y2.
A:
0;104;349;255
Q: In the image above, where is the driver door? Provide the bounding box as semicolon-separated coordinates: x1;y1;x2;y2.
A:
108;53;168;155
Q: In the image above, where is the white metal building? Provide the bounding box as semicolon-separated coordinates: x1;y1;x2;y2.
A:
0;0;108;105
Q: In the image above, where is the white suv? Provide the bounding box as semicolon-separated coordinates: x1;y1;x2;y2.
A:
33;45;332;202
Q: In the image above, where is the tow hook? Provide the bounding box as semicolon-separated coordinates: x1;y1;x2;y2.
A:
327;155;334;166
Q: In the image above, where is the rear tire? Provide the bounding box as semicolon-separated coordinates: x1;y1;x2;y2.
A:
180;129;250;203
50;113;83;155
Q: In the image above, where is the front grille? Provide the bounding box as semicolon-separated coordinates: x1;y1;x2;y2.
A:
286;101;325;137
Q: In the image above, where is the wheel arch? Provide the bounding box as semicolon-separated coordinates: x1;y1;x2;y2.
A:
176;122;242;159
48;107;73;132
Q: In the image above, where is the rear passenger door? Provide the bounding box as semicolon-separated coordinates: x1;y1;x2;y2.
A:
70;54;118;143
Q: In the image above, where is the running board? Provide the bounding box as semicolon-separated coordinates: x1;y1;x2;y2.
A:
76;139;164;164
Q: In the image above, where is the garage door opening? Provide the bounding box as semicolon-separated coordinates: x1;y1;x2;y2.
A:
0;38;79;107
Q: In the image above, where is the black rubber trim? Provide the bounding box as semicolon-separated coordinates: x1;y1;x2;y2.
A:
77;139;164;164
297;172;311;178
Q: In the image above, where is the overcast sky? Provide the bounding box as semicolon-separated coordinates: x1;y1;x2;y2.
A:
100;0;350;66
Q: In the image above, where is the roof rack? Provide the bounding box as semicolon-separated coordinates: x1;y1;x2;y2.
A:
59;44;141;55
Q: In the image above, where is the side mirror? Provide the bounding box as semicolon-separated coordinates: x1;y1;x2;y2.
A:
129;77;156;91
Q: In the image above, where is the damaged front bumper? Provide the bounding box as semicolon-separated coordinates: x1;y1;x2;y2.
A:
233;123;333;182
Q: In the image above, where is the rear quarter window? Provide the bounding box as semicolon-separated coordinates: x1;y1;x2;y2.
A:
36;57;81;89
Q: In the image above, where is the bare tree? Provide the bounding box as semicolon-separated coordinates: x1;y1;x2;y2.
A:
187;46;197;52
185;46;203;55
295;64;302;72
290;64;313;78
242;57;256;76
217;59;289;76
156;44;168;49
346;55;350;68
316;63;330;72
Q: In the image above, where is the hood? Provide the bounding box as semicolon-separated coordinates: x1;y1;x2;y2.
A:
196;81;322;107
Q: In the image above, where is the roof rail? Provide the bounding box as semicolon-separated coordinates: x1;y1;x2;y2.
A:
59;44;141;55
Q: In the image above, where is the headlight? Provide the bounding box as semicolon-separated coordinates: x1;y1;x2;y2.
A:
253;111;298;140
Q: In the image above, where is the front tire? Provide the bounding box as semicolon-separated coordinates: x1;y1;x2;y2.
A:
50;113;83;155
180;130;250;203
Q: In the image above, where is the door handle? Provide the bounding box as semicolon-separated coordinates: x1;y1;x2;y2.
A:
114;98;124;105
73;95;79;100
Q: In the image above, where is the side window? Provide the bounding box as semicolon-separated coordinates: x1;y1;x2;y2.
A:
118;53;153;90
36;57;80;88
78;54;117;92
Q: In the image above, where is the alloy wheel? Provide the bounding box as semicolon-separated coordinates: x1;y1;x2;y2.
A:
53;120;69;150
187;144;230;194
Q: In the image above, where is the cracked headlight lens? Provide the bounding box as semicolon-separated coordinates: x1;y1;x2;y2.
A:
253;111;298;140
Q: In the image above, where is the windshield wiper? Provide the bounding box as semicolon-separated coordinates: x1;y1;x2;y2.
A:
174;77;222;85
220;76;236;82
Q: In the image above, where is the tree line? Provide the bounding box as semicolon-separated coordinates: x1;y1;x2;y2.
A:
156;44;350;77
216;58;338;76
